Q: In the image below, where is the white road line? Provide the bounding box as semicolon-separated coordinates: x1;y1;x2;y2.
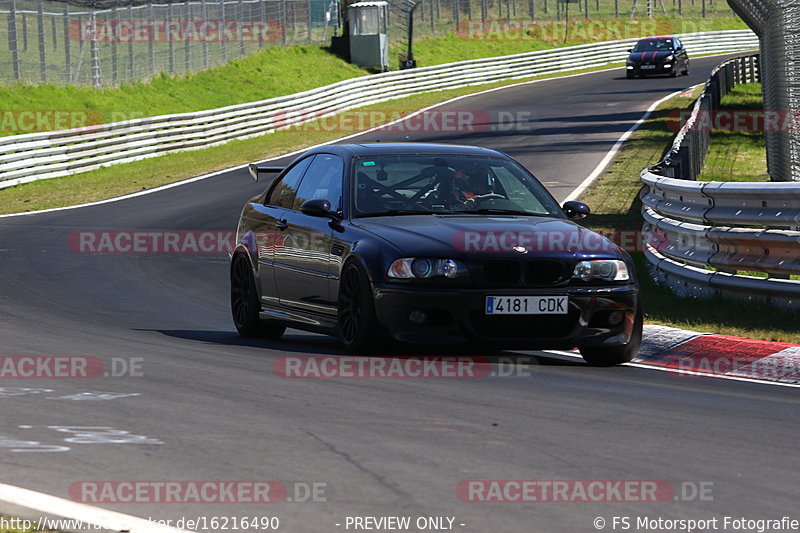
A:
0;482;186;533
563;83;704;203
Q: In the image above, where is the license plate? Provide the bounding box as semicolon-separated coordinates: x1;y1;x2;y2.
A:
641;65;656;70
485;296;568;315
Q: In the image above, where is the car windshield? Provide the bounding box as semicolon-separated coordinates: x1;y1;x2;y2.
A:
632;39;674;52
351;154;563;218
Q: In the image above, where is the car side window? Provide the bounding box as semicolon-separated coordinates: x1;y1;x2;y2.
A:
266;156;314;208
292;154;344;212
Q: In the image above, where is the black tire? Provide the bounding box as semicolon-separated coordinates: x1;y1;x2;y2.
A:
669;68;678;77
578;305;643;367
230;254;285;339
337;260;381;353
682;62;690;76
626;71;635;79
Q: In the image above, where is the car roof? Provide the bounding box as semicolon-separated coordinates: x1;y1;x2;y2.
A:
304;142;510;158
636;36;676;42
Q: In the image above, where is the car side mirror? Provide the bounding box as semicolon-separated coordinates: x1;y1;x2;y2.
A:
627;48;632;53
301;199;340;220
562;200;590;220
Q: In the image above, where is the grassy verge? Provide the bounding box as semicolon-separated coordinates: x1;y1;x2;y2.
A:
578;87;800;342
0;63;623;214
698;82;769;182
0;17;746;137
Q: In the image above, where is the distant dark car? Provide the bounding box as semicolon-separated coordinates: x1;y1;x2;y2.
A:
231;143;642;366
626;36;689;79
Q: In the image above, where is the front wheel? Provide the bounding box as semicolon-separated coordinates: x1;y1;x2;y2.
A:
231;254;285;339
578;305;643;367
626;71;635;79
337;260;382;353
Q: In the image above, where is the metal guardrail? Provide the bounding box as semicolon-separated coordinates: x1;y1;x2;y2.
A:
640;54;800;309
0;29;758;189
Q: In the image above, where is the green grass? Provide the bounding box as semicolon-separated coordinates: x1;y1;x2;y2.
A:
578;88;800;342
0;16;747;137
698;82;769;182
0;45;367;134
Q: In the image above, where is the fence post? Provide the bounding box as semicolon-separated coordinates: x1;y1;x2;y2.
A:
306;0;312;42
111;3;118;84
63;1;70;82
127;3;134;80
148;3;155;75
90;1;101;86
258;0;266;48
239;0;247;54
50;12;56;50
37;0;47;82
184;0;191;72
22;12;27;52
8;0;20;81
201;0;209;68
168;2;175;74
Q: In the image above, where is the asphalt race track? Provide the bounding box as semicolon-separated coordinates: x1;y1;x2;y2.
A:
1;54;798;532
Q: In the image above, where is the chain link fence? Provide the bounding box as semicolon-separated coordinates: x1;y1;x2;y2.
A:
726;0;800;181
1;0;739;86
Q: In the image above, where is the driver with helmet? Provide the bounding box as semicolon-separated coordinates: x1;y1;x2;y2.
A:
452;164;497;207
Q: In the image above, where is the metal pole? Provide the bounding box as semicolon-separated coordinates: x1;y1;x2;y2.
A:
90;1;100;86
184;0;191;72
148;3;155;74
221;0;228;61
22;12;27;52
306;0;312;42
50;13;56;50
127;3;134;79
168;3;175;74
8;0;20;81
201;0;209;68
63;2;70;82
112;3;118;84
37;0;47;82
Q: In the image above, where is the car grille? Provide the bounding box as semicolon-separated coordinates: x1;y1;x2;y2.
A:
482;259;568;286
469;309;579;339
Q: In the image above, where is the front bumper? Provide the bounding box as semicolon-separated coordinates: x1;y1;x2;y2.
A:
373;283;639;349
628;63;675;76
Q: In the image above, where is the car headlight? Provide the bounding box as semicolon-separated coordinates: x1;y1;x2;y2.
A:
665;55;674;62
572;260;629;282
388;258;468;279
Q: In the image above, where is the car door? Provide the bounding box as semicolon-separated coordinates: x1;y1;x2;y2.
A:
273;153;344;315
252;155;314;306
674;38;688;69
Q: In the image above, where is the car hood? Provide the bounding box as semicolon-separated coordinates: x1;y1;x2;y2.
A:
628;50;673;63
352;214;622;258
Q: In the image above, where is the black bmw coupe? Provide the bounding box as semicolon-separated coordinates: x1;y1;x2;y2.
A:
231;143;642;366
625;36;689;79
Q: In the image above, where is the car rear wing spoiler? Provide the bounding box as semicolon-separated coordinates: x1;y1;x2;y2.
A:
248;164;284;182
